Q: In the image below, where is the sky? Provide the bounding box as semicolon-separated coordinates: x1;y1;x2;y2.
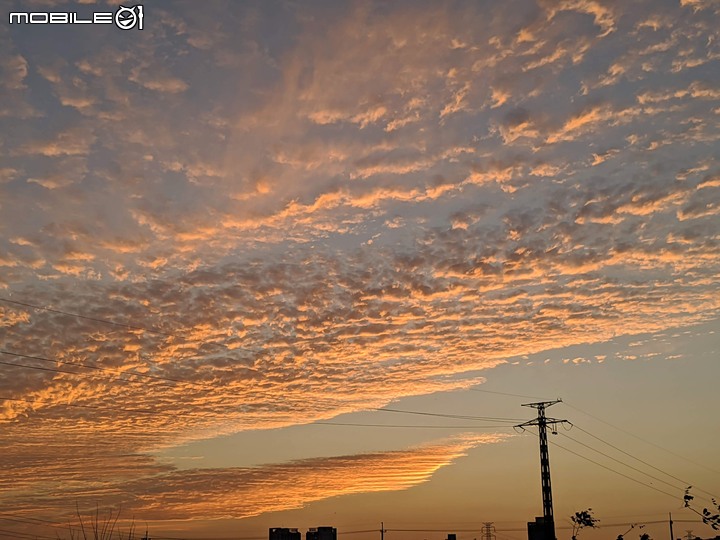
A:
1;0;719;539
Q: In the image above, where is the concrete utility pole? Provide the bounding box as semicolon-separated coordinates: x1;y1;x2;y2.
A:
516;399;569;540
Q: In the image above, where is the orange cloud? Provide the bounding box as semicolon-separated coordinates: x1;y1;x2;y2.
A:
0;434;503;521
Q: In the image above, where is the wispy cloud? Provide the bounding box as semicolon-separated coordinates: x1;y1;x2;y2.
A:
2;434;501;520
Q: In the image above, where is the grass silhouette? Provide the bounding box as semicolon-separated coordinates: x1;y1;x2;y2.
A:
65;504;144;540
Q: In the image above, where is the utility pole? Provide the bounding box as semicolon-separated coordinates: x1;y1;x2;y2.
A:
516;399;569;540
380;521;386;540
481;522;495;540
669;512;674;540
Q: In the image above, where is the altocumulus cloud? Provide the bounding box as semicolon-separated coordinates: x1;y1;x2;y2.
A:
0;0;719;526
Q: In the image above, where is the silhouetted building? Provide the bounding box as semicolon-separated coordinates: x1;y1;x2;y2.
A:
270;528;301;540
528;517;555;540
306;527;337;540
447;534;457;540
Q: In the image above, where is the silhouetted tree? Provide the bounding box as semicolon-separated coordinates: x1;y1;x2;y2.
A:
685;487;720;531
571;508;599;540
616;523;647;540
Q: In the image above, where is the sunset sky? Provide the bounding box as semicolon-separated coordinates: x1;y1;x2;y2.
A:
1;1;719;539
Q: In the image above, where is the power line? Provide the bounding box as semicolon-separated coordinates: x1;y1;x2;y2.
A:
0;357;182;389
533;429;683;501
557;431;688;494
569;424;717;500
375;407;525;423
563;401;720;475
314;421;516;429
57;529;397;540
2;395;517;428
384;528;563;533
0;515;70;527
602;520;709;526
150;531;381;540
0;360;192;390
1;519;708;540
0;394;191;419
0;515;77;534
0;354;528;424
0;296;177;338
387;529;497;533
0;528;59;540
470;387;549;400
0;296;262;378
0;296;234;357
137;530;381;540
0;349;207;388
0;519;66;533
152;536;265;540
495;531;523;540
0;359;94;378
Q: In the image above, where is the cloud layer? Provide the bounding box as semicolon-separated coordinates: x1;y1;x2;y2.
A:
1;0;719;532
3;433;500;526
